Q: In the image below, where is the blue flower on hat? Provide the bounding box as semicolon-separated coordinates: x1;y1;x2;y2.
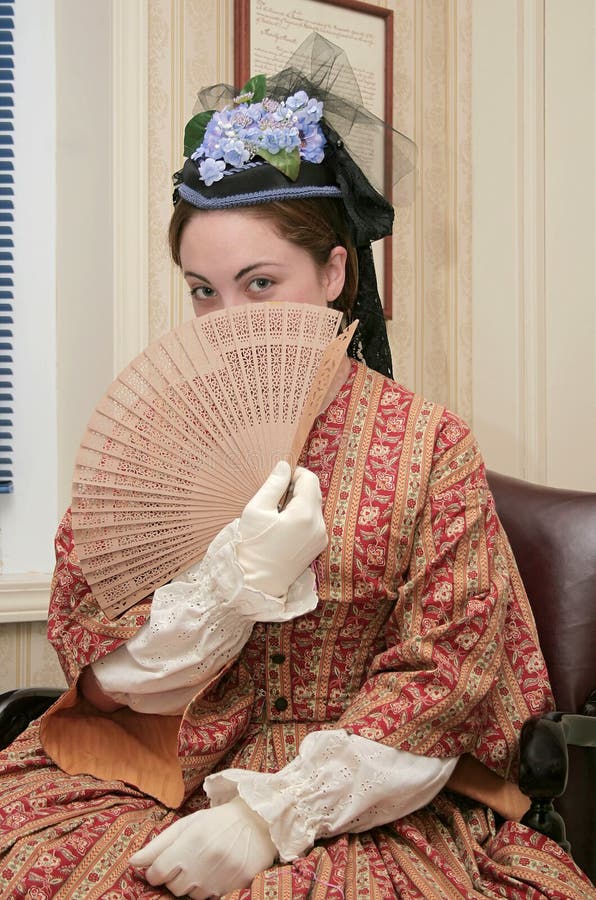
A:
260;125;300;154
198;158;226;186
285;90;309;110
286;91;323;126
301;123;326;163
222;138;251;167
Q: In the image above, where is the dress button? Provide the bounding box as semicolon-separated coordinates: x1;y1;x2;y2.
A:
271;653;285;665
273;696;288;711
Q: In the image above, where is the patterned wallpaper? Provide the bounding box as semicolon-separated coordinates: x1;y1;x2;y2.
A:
0;622;66;691
148;0;236;342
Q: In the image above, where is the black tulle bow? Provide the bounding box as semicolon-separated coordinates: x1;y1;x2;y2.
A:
322;122;394;248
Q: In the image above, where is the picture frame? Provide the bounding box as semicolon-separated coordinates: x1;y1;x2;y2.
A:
233;0;394;318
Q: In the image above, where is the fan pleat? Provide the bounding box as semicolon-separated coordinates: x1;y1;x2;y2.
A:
80;529;207;581
72;303;351;618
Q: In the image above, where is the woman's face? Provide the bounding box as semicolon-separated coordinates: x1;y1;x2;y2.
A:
179;208;347;317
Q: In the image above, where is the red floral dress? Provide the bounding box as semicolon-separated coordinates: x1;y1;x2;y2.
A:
0;363;593;899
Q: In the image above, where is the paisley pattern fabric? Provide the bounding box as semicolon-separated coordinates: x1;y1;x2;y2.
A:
0;362;593;899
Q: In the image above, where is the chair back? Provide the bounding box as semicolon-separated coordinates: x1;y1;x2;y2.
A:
487;470;596;882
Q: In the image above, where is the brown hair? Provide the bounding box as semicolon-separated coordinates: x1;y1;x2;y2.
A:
168;197;359;317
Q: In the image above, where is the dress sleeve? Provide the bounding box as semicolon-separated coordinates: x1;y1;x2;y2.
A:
204;729;457;861
47;508;151;685
50;510;318;709
92;521;319;714
334;412;552;781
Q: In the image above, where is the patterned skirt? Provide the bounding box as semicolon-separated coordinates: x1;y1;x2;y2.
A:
0;723;593;900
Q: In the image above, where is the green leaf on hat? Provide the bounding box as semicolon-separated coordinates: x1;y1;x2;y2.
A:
257;147;301;181
183;110;216;157
238;74;267;104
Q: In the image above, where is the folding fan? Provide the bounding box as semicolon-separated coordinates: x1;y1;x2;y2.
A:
71;302;357;619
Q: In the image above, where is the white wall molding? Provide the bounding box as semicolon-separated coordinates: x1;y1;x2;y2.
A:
413;0;424;396
450;0;473;422
473;0;595;488
472;0;547;480
0;575;51;623
112;0;149;373
168;0;187;328
543;0;596;489
518;0;547;484
472;1;522;475
447;0;460;414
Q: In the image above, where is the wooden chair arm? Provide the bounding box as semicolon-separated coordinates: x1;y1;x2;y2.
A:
519;694;596;853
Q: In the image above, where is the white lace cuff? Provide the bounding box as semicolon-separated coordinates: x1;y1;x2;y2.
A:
204;729;458;861
92;520;318;714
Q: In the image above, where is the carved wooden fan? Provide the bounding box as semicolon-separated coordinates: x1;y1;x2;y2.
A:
71;302;356;618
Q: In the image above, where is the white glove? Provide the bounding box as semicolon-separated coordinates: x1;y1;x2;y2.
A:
129;796;276;898
92;465;325;715
236;460;328;597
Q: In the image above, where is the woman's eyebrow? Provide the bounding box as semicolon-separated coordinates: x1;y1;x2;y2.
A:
234;262;283;281
183;270;211;283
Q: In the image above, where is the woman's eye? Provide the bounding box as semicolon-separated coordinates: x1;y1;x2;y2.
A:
189;285;216;300
247;277;273;293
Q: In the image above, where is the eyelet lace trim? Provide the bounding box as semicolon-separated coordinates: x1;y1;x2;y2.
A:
92;520;318;714
205;729;457;861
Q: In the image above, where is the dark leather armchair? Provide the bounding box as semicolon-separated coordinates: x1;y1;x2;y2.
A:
1;471;595;881
487;470;596;883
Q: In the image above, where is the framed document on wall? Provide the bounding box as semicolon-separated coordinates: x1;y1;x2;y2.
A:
233;0;395;318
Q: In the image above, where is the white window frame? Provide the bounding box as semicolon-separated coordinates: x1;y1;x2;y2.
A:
0;0;58;620
0;0;148;622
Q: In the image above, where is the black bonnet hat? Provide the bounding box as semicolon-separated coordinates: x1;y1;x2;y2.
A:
173;34;416;379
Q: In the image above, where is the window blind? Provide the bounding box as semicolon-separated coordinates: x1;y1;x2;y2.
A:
0;2;13;493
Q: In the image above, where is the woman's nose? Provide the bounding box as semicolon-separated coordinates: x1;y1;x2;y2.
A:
219;292;249;310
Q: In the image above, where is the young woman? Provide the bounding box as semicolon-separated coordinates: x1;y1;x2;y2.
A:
0;36;594;900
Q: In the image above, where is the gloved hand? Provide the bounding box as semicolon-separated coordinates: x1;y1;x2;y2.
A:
129;795;277;898
236;460;328;597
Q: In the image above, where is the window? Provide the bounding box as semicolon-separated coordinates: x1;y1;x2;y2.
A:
0;0;57;583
